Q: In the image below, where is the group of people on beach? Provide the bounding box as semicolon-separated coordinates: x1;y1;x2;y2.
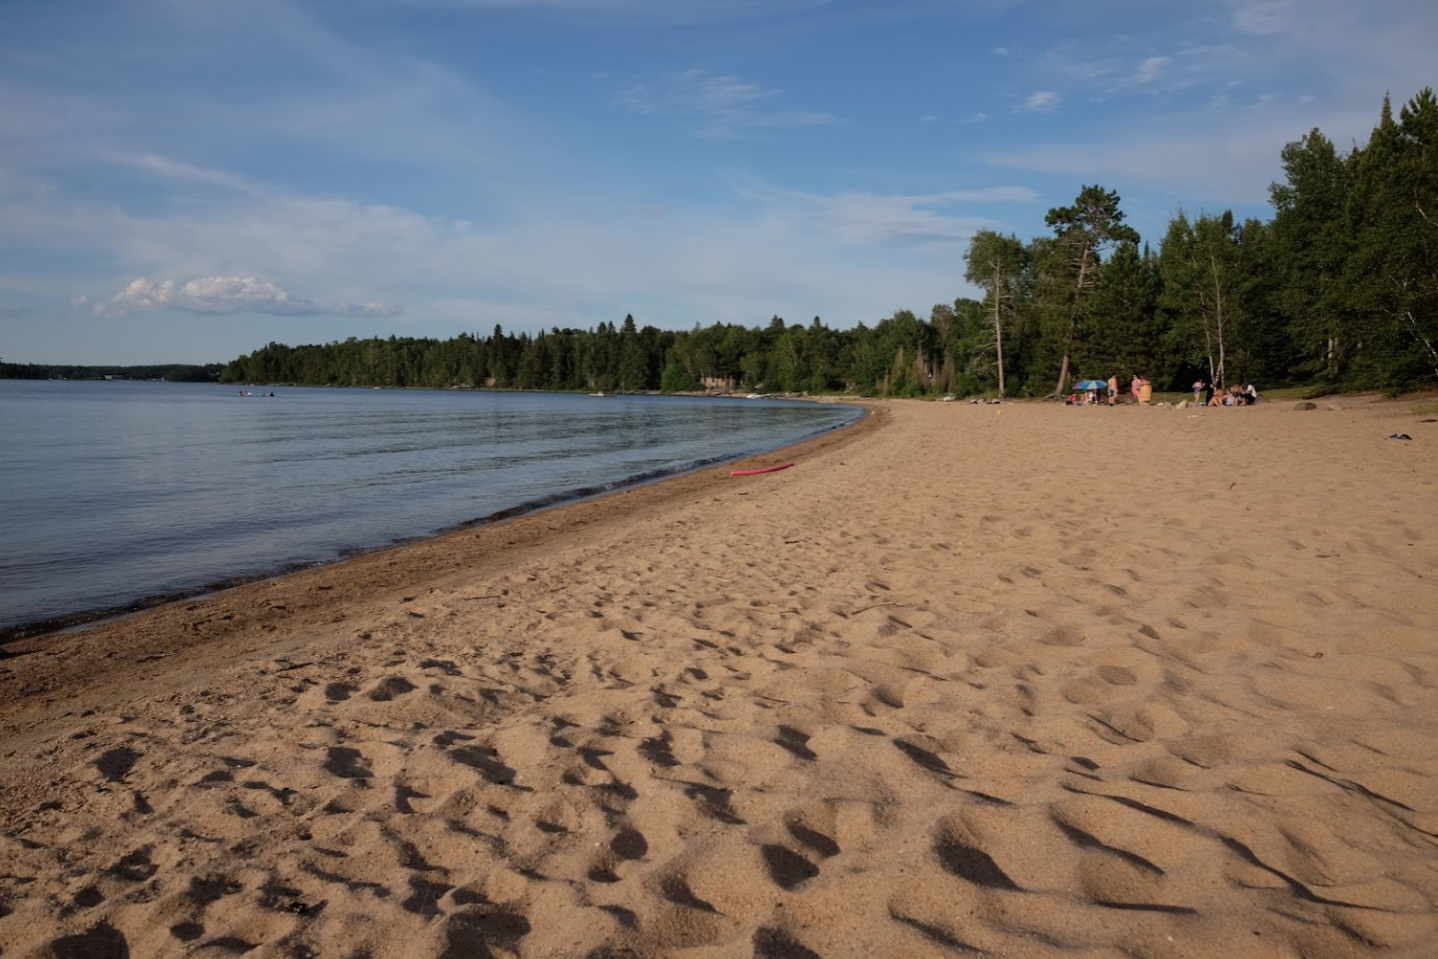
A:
1067;374;1151;406
1067;375;1258;407
1128;375;1153;405
1192;379;1258;406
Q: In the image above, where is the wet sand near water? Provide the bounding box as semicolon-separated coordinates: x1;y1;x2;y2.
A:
2;396;1436;958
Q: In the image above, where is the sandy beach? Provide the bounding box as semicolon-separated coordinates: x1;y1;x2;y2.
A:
3;395;1437;959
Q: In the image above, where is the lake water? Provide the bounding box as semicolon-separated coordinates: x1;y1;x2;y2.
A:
0;381;861;640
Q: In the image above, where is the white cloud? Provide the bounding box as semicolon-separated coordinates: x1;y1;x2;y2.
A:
80;276;402;318
1133;56;1171;85
1021;91;1060;112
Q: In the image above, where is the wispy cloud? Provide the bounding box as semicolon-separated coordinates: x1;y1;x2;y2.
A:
1133;56;1171;85
1228;0;1298;36
382;0;835;25
79;276;402;318
736;179;1038;246
95;151;262;195
615;69;840;139
981;115;1295;209
1020;90;1060;112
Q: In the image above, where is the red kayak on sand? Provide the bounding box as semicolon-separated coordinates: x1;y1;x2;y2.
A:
730;462;795;477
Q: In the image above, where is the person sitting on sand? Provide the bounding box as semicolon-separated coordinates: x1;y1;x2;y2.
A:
1208;386;1227;407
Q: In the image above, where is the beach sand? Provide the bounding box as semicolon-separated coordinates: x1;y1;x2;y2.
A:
3;395;1437;958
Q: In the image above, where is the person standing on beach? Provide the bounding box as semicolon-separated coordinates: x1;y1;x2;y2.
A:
1139;377;1153;405
1193;379;1205;405
1130;374;1141;405
1107;375;1118;406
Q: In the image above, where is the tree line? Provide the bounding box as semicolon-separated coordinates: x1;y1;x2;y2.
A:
962;87;1438;397
0;361;222;382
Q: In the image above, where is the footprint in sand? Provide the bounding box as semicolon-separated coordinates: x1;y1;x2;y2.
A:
892;737;953;777
786;819;840;859
323;746;372;780
401;876;452;916
611;826;648;860
438;906;531;959
108;847;158;882
760;843;820;891
449;744;529;789
932;824;1020;891
774;725;818;761
752;926;824;959
93;745;141;782
46;923;130;959
187;873;243;906
324;682;356;702
367;675;417;701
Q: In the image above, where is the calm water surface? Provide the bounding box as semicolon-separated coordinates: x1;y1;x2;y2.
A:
0;381;860;638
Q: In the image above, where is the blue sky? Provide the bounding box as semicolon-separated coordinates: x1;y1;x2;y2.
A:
1;0;1433;365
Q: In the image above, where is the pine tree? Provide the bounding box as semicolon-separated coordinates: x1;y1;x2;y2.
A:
1042;186;1141;395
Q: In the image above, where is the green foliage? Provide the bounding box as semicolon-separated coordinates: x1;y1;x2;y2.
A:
0;362;223;382
1257;89;1438;391
1040;184;1143;395
1075;240;1163;382
1340;90;1438;388
964;230;1028;396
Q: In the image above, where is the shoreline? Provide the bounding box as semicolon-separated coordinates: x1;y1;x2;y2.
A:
0;404;886;723
3;396;1436;959
0;391;865;647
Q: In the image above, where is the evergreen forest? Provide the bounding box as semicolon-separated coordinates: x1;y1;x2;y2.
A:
0;362;223;382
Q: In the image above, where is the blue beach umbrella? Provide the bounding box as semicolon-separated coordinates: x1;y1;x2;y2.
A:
1074;379;1108;391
